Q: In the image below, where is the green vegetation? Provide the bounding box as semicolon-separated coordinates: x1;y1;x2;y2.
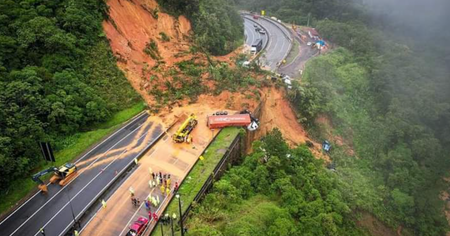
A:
185;130;365;235
284;39;300;65
208;62;262;95
151;127;241;236
151;7;159;19
148;58;262;112
159;32;170;42
0;0;140;199
244;0;450;235
0;102;145;214
236;0;450;235
144;39;162;60
157;0;244;55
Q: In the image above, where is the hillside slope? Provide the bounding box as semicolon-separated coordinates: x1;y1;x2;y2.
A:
103;0;192;103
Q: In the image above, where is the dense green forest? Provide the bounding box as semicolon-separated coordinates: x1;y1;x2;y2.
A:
187;130;365;235
233;0;450;235
157;0;244;55
0;0;139;194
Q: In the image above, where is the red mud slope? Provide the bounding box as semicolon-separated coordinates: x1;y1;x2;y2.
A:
103;0;192;102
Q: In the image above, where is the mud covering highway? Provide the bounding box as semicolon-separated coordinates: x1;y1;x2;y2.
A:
80;106;221;236
243;16;292;71
0;112;164;236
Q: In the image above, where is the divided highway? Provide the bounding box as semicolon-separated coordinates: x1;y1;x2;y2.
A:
0;112;163;236
243;15;292;71
244;18;268;51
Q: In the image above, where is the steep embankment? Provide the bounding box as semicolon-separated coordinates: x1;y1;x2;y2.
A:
102;0;326;161
103;0;192;103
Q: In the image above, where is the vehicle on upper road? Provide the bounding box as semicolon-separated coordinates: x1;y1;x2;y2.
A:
126;217;149;236
253;14;259;20
259;30;266;35
251;38;263;54
32;162;78;192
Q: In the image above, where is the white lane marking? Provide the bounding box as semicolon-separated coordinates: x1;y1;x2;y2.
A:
76;134;166;236
244;22;253;45
117;189;151;236
0;112;147;227
122;188;173;236
8;121;149;236
35;129;152;236
246;21;256;46
279;31;286;62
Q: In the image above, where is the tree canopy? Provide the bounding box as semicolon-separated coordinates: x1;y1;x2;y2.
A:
157;0;244;55
186;130;364;235
0;0;139;192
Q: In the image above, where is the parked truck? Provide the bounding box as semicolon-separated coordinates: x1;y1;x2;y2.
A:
251;38;263;54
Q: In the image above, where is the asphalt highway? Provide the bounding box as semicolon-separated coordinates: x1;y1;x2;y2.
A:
0;112;163;236
244;18;268;49
244;16;292;71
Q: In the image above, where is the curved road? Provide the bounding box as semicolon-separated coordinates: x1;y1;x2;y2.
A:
244;19;268;50
0;112;164;236
243;16;292;71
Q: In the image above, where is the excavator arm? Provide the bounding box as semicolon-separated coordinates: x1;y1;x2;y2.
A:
32;167;57;193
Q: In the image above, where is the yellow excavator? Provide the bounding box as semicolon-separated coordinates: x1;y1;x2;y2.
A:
172;114;198;143
32;163;78;193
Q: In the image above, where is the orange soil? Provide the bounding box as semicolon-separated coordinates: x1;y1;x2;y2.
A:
103;0;193;104
256;87;328;161
103;0;328;162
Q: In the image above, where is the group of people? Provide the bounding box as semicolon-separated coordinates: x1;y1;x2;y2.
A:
149;171;179;196
128;168;182;223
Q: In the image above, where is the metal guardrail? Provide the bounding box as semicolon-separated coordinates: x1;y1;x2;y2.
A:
146;128;226;235
259;17;293;69
242;14;271;56
180;134;241;223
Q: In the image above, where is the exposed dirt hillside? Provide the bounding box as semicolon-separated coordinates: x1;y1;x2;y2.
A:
103;0;193;103
256;87;328;161
102;0;327;161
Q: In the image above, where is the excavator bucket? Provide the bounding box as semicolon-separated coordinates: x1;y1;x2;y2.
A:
39;184;48;193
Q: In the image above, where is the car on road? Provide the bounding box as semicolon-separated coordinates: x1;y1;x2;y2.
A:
253;24;258;28
126;217;149;236
259;30;266;35
255;27;261;32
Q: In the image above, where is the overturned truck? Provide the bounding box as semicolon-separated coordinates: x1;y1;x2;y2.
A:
207;110;259;131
